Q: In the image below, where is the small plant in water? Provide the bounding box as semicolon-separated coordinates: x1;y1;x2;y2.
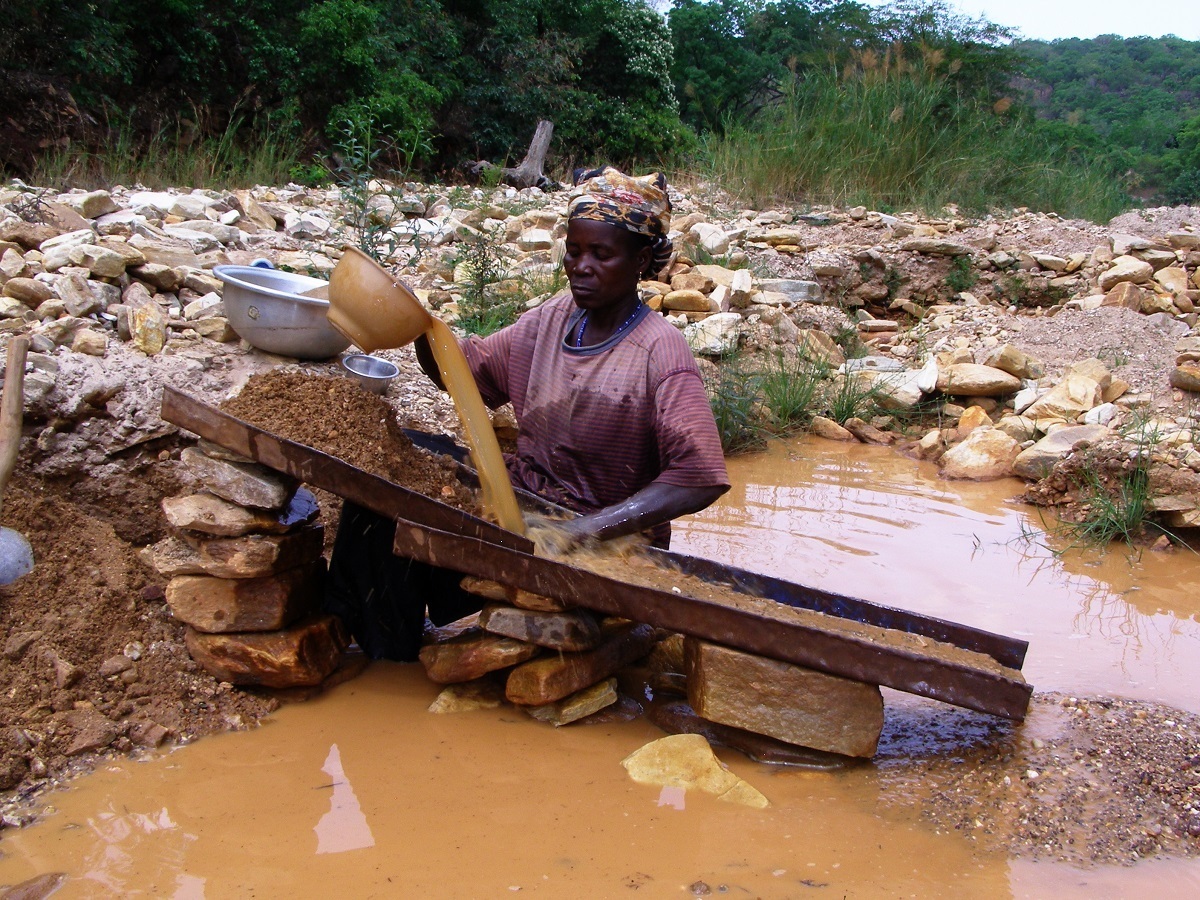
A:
1062;410;1171;549
757;351;829;432
705;356;765;453
821;369;885;425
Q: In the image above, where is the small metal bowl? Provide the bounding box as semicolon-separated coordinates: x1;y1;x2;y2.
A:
341;353;399;394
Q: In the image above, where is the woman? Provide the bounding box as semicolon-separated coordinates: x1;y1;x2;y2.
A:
326;167;729;659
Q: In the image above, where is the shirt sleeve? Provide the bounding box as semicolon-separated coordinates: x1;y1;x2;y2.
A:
651;367;731;491
459;327;516;410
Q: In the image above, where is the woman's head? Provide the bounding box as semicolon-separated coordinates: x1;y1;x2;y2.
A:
567;166;673;281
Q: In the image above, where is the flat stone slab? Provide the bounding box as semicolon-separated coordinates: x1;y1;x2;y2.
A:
459;576;573;612
524;678;618;726
165;561;323;633
428;678;507;713
480;604;602;651
621;733;769;808
177;525;324;578
684;639;884;758
506;622;656;705
418;626;540;684
181;445;296;510
162;487;319;537
184;615;347;688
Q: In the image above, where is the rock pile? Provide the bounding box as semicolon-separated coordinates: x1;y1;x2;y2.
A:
419;570;883;758
140;442;348;688
419;577;653;726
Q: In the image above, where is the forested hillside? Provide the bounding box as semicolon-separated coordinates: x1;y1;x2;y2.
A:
1019;36;1200;202
3;0;1194;216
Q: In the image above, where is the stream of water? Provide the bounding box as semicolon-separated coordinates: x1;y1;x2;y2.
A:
2;436;1199;897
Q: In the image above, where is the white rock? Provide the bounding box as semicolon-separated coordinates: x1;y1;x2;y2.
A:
1097;255;1153;292
57;190;118;220
691;222;731;255
284;211;332;239
168;220;240;244
69;244;126;278
1083;403;1118;426
41;228;97;253
939;427;1022;480
684;313;741;356
516;228;554;251
162;227;220;253
169;195;211;220
128;191;178;216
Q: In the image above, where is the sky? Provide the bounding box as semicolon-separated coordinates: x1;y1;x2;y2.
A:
858;0;1200;42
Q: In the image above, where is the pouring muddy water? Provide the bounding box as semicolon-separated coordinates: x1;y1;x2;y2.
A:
326;246;525;535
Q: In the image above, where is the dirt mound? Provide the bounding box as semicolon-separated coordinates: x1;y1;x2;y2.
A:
221;371;478;512
0;451;278;811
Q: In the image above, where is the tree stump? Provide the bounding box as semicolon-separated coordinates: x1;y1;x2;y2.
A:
467;120;559;190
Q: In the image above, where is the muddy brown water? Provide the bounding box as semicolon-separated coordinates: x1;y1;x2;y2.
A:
3;437;1200;897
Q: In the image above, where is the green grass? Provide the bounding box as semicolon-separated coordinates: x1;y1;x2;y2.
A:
697;70;1128;222
757;352;828;432
822;371;885;425
1069;464;1158;546
29;106;304;190
705;358;765;453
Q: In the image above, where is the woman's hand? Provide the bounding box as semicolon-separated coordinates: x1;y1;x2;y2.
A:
530;482;726;554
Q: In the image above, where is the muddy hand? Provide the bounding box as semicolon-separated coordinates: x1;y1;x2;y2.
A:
525;513;600;557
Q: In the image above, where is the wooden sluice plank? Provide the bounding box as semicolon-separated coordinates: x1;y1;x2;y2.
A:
161;387;1032;720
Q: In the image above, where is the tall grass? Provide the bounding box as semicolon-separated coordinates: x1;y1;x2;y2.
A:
699;64;1127;222
29;105;305;190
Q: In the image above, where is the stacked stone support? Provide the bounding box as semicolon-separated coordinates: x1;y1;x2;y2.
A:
420;578;655;726
142;443;345;688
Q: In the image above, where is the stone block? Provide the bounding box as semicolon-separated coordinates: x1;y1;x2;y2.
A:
480;604;601;651
506;622;656;705
180;445;296;509
936;363;1021;397
165;561;323;633
419;626;540;684
184;615;347;688
162;487;319;537
524;678;618;726
683;639;884;758
459;576;573;611
645;699;851;768
180;524;324;578
428;678;506;713
662;289;713;312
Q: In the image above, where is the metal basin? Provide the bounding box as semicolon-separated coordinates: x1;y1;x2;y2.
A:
213;266;351;359
341;353;400;394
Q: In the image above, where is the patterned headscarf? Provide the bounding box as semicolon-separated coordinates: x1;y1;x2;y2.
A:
568;166;674;278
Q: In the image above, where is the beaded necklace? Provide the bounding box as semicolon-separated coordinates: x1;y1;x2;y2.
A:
573;302;643;348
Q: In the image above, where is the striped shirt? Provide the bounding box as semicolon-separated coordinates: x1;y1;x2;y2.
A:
461;292;729;543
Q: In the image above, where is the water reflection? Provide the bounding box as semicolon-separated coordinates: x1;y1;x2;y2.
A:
675;436;1200;714
314;744;375;854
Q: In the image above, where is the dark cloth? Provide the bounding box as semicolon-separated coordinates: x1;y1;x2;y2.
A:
323;502;483;661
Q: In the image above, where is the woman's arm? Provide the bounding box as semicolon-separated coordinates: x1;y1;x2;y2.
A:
548;481;726;547
413;333;444;389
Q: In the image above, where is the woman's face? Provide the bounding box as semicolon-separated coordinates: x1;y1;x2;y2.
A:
563;218;651;314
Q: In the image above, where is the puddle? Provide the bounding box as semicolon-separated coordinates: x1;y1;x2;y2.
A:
676;437;1200;714
4;435;1200;896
